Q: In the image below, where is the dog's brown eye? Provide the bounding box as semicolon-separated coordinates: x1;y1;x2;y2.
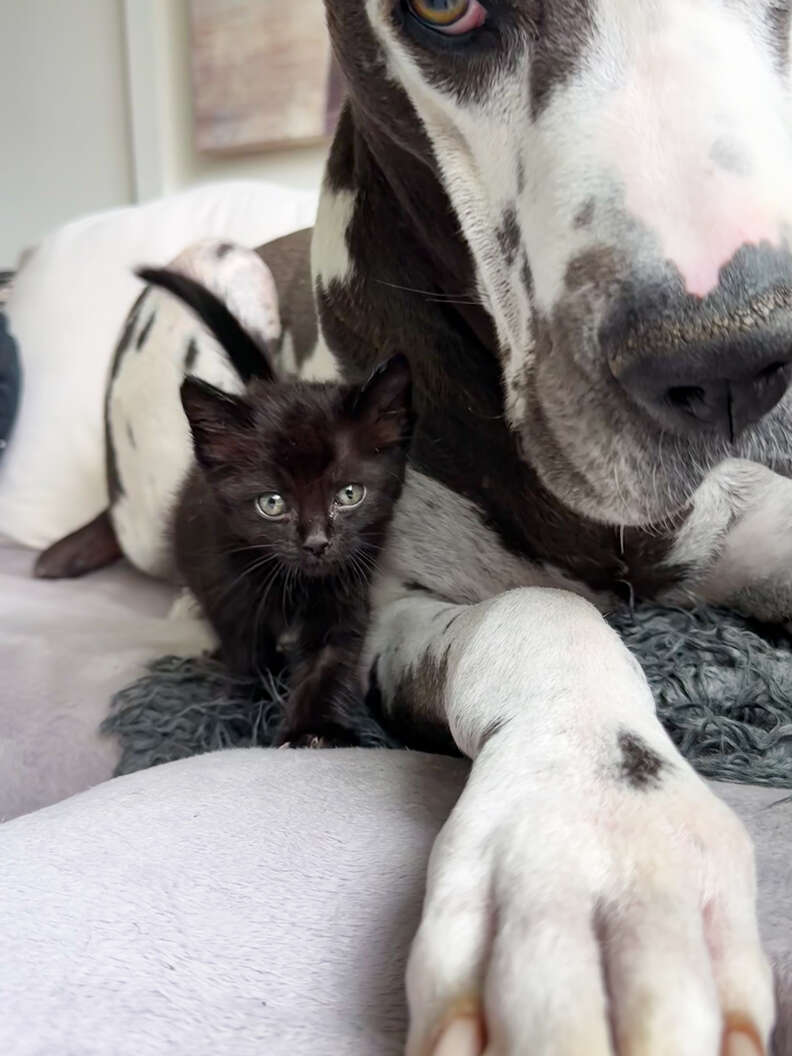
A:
410;0;469;25
407;0;486;33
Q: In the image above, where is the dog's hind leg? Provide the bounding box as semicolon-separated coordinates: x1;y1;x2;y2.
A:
33;509;121;579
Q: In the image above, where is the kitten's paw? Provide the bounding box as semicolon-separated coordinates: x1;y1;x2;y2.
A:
296;734;329;750
276;733;327;749
273;726;359;749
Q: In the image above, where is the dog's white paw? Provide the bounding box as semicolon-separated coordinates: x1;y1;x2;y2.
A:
406;726;774;1056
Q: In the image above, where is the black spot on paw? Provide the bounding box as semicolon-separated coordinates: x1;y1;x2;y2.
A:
216;242;234;259
126;421;136;449
617;729;666;789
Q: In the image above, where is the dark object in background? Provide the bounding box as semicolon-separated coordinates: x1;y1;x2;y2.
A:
0;301;21;458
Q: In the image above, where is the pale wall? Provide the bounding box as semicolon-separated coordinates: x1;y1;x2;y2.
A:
0;0;134;265
126;0;328;202
0;0;328;267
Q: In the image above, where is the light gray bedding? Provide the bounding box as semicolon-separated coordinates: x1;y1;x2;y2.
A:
1;749;791;1056
0;538;206;821
0;539;790;1054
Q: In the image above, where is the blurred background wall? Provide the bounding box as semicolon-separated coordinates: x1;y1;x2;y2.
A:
0;0;328;266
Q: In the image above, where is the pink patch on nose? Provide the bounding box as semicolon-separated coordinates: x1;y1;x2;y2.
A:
602;13;789;302
667;192;780;299
618;146;783;300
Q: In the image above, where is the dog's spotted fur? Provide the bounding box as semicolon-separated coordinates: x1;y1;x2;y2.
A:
311;3;786;1052
616;728;666;790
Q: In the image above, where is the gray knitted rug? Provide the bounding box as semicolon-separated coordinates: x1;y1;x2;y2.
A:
104;604;792;788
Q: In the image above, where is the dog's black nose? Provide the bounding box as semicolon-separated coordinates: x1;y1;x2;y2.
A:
606;243;792;440
607;243;792;439
614;336;792;441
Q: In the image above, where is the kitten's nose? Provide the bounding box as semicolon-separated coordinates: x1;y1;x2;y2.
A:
302;531;329;557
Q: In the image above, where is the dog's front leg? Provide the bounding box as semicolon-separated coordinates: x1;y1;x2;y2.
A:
367;588;773;1056
665;458;792;622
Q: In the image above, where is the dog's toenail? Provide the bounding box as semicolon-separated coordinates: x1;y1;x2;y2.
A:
432;1016;484;1056
723;1028;763;1056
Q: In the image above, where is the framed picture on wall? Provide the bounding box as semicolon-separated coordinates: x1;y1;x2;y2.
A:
188;0;344;155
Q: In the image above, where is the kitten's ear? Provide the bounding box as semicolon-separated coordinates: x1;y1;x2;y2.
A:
352;354;413;449
180;377;255;470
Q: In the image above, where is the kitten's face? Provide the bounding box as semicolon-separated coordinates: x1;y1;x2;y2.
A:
181;356;412;578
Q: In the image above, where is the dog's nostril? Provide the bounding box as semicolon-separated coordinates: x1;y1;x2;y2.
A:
650;360;790;439
606;278;792;438
665;385;707;415
756;361;786;382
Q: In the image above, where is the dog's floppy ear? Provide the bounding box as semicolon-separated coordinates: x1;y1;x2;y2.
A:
351;353;414;450
180;376;255;470
136;266;274;384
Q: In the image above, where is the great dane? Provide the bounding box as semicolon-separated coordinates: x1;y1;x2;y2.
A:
36;1;792;1053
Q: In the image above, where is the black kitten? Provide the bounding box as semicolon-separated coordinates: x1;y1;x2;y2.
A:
138;267;412;748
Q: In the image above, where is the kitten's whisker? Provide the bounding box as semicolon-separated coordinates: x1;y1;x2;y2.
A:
281;565;297;625
226;543;281;557
209;553;281;604
250;563;284;670
347;553;372;593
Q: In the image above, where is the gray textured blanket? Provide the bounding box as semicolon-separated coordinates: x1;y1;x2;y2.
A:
106;603;792;787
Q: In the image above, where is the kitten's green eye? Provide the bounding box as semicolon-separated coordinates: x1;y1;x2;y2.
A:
256;493;287;519
335;483;366;509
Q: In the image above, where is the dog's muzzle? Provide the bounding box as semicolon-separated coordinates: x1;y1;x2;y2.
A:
605;244;792;441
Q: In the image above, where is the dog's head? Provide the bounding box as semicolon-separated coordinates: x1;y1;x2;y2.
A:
325;1;792;524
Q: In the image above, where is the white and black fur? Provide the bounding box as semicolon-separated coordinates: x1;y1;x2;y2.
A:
36;2;792;1053
35;241;284;581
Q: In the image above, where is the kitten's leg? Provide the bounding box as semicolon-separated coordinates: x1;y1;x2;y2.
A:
274;636;367;748
183;553;282;680
217;625;280;683
189;590;280;683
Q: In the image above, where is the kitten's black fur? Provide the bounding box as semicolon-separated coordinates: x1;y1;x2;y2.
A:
139;268;412;748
